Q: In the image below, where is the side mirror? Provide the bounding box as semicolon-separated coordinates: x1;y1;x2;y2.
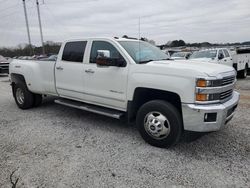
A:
96;50;126;67
218;53;224;60
97;50;110;59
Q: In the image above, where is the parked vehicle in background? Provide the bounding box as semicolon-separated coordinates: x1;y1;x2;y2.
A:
189;48;249;78
40;54;58;61
9;37;239;148
231;47;250;78
189;48;233;67
171;51;192;60
0;55;9;74
161;49;171;57
37;55;48;59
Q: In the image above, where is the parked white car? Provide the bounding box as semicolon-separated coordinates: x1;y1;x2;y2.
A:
0;55;9;74
189;48;233;66
189;48;249;78
9;37;239;148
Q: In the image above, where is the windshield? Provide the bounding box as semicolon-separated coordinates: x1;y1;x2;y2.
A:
190;50;217;59
118;41;170;64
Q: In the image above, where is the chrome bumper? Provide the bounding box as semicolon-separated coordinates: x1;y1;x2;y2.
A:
182;91;240;132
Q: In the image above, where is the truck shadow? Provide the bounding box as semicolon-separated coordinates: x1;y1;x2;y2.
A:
39;96;207;143
35;97;249;163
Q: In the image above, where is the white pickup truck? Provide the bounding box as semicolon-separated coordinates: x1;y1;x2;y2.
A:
9;37;240;148
232;47;250;78
189;48;249;78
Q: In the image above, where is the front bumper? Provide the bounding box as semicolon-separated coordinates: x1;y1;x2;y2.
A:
182;91;240;132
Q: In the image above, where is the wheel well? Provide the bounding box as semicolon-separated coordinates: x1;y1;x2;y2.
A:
10;73;26;85
10;74;26;96
127;88;182;123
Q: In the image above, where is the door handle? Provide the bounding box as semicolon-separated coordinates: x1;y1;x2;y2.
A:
56;66;63;70
85;69;95;73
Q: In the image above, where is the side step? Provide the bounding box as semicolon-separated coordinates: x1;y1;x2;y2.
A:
54;98;124;119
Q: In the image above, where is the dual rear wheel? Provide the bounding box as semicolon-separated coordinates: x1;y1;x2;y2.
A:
13;82;42;109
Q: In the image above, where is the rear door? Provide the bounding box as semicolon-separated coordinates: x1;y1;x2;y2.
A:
55;41;87;100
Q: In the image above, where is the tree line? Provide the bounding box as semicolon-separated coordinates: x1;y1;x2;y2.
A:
0;41;61;57
1;38;249;57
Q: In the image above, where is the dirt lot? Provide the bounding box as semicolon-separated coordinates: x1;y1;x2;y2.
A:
0;75;249;188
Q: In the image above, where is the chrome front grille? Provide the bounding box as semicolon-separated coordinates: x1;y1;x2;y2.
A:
196;72;236;104
221;76;235;86
220;89;233;100
0;63;9;68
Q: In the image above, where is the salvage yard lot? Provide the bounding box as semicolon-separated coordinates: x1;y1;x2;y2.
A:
0;75;249;187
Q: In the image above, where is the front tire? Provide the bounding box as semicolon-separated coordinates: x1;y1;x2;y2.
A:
136;100;182;148
13;82;34;109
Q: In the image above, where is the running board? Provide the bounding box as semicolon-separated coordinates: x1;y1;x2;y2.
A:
54;98;124;119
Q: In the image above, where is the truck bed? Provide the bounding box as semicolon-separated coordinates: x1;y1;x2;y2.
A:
9;59;58;96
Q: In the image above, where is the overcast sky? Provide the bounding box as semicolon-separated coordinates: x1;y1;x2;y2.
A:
0;0;249;47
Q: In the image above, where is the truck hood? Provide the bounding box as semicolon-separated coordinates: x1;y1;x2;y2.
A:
189;58;218;63
145;59;234;77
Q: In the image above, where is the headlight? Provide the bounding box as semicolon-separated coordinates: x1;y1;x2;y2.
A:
196;79;212;87
196;78;222;87
196;78;221;103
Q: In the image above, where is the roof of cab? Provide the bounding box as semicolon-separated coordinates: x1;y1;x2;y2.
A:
63;37;139;43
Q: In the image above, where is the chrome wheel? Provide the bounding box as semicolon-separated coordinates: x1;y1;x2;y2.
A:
144;111;171;140
16;88;25;105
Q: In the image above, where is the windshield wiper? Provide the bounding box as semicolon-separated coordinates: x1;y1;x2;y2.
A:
157;58;172;61
138;59;154;64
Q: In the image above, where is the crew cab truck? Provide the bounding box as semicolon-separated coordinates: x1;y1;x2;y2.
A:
231;47;250;78
9;37;240;148
189;48;249;78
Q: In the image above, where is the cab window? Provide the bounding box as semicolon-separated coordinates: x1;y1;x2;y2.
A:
90;41;124;64
62;41;87;63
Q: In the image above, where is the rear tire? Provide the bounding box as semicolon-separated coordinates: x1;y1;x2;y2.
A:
33;94;42;107
13;82;34;109
136;100;182;148
238;65;248;78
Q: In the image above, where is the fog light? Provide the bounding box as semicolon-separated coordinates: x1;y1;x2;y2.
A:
204;113;217;122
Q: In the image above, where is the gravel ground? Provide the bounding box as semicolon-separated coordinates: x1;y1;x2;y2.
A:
0;75;249;188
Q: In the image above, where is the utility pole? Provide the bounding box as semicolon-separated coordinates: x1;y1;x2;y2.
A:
36;0;45;54
22;0;33;55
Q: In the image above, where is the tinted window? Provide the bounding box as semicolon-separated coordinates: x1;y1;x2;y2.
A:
90;41;123;63
223;49;230;57
62;41;87;62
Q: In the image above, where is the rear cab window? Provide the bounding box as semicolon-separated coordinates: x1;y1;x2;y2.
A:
62;41;87;63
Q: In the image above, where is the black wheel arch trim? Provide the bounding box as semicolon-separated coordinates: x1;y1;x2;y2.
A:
127;87;183;125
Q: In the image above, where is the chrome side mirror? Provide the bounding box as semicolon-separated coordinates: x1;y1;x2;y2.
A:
97;50;110;58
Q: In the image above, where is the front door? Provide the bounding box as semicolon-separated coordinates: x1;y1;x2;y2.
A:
55;41;87;100
83;40;128;110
